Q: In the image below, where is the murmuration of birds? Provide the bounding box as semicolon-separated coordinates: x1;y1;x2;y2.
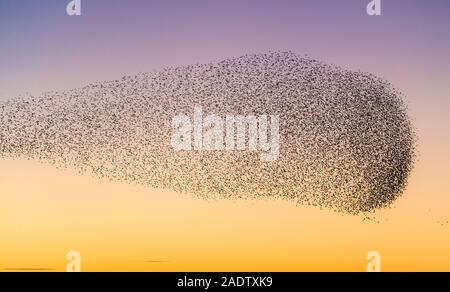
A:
0;52;416;214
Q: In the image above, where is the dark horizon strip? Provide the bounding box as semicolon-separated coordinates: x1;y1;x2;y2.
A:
3;268;56;271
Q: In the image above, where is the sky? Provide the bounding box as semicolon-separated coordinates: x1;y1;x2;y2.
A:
0;0;449;271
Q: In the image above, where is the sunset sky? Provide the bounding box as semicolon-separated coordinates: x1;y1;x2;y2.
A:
1;0;449;271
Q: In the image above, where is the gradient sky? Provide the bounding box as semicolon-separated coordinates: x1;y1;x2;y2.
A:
1;0;449;271
1;0;449;97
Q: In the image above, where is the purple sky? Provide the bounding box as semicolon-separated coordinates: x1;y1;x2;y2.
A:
1;0;449;97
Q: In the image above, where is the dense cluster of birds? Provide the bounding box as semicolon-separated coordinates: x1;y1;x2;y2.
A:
0;52;416;214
